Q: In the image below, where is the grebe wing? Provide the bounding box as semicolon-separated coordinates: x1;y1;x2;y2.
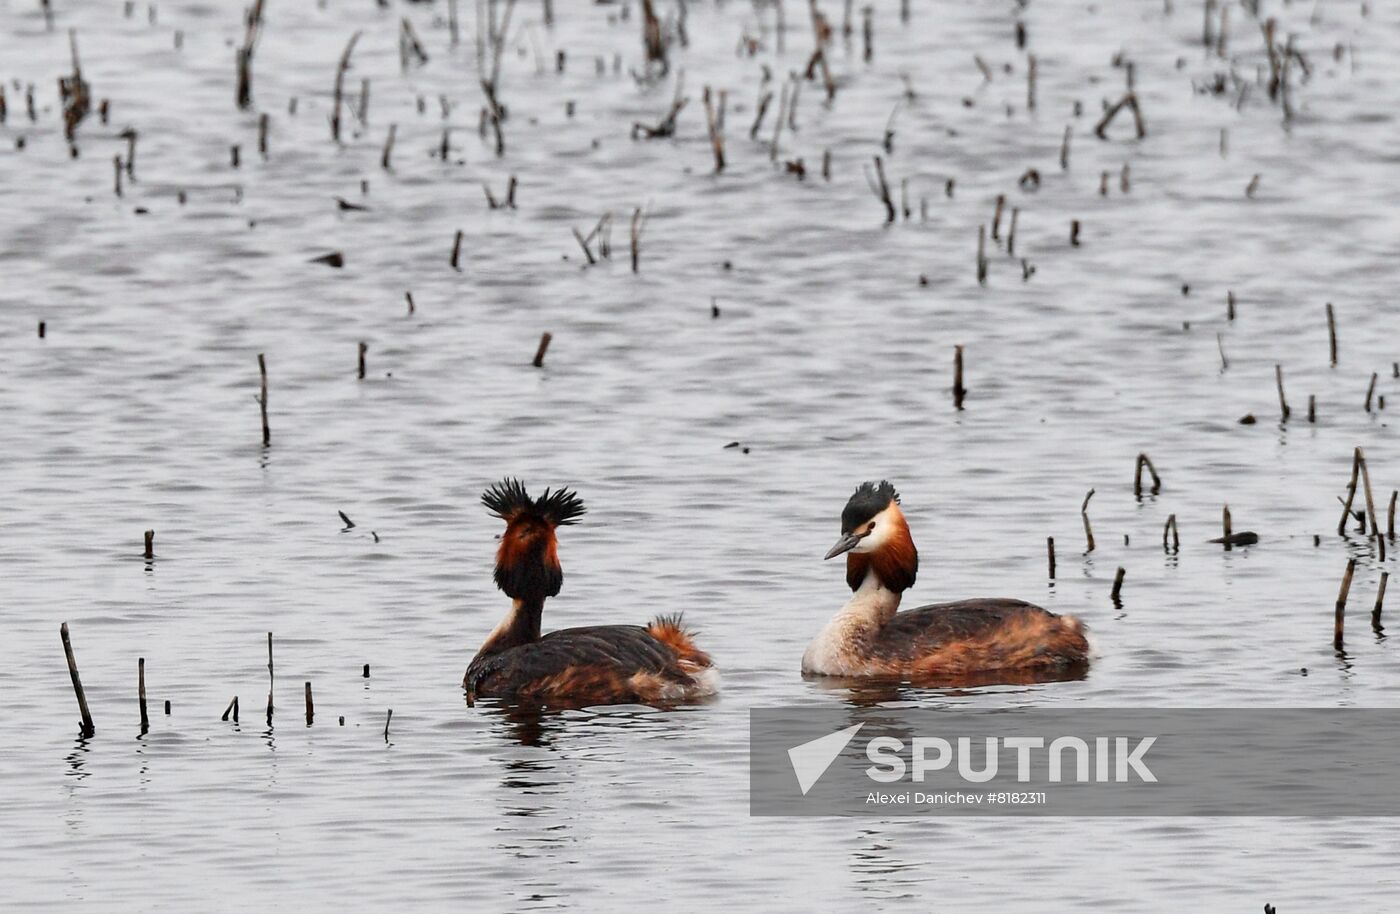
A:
466;624;688;697
878;599;1088;671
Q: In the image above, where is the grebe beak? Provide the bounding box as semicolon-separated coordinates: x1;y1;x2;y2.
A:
824;533;861;560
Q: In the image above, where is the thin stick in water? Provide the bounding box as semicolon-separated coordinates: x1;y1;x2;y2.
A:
257;354;270;447
1081;489;1096;553
60;622;95;738
952;345;966;410
1336;558;1356;650
1047;536;1056;579
1326;303;1338;366
305;682;314;726
144;529;154;559
1163;514;1179;553
266;631;274;725
533;332;552;368
1275;364;1290;421
138;657;149;732
1111;567;1125;602
1134;453;1162;496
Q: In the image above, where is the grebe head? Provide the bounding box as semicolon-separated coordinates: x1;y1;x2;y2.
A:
824;480;918;592
481;478;586;603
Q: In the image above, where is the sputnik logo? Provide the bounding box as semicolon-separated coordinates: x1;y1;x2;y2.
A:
787;723;864;795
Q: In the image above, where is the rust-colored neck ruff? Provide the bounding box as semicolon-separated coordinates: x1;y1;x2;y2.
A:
846;508;918;592
495;517;563;603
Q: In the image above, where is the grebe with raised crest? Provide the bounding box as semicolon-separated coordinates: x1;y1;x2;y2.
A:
803;481;1090;681
464;479;719;706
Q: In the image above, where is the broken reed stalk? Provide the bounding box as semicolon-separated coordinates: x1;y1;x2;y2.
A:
235;0;266;110
266;631;274;724
976;225;988;285
1365;372;1378;413
1326;303;1338;365
952;345;966;410
222;696;239;721
629;207;645;272
357;342;368;380
1059;125;1071;169
1163;514;1179;552
405;291;415;315
60;622;95;738
1335;558;1356;649
571;228;596;265
1221;504;1233;550
1217;333;1229;371
1111;567;1125;602
1357;448;1384;560
1093;92;1146;140
1308;394;1316;423
702;86;725;172
991;195;1005;241
143;529;154;559
1338;449;1361;535
751;90;773;139
305;682;314;725
532;332;552;368
640;0;668;74
1275;364;1290;421
1046;537;1056;579
1389;491;1397;539
1026;54;1037;111
138;657;149;732
1133;453;1162;496
868;156;895;224
381;124;396;170
1081;489;1096;553
257;353;270;446
257;113;269;157
1376;571;1390;622
384;708;393;741
451;230;464;270
331;31;363;144
1007;208;1019;256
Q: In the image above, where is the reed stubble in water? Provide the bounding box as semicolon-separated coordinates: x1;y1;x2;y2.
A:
1336;558;1357;650
1081;489;1095;553
1134;453;1161;496
256;354;269;447
60;622;95;738
533;333;552;368
138;657;149;733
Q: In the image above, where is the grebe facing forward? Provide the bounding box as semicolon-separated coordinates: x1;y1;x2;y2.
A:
464;479;718;707
802;481;1090;681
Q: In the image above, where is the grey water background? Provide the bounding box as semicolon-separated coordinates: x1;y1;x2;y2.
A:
2;0;1400;909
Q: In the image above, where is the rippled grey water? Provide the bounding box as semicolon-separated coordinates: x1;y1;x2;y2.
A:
4;0;1400;909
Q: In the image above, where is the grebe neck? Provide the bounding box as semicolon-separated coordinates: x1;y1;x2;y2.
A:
839;568;902;627
477;596;544;657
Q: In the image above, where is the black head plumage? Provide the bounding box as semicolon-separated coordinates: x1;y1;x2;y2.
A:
481;478;586;527
840;480;900;533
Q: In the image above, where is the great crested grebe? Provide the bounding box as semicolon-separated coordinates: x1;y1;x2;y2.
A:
463;479;719;706
802;481;1090;681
